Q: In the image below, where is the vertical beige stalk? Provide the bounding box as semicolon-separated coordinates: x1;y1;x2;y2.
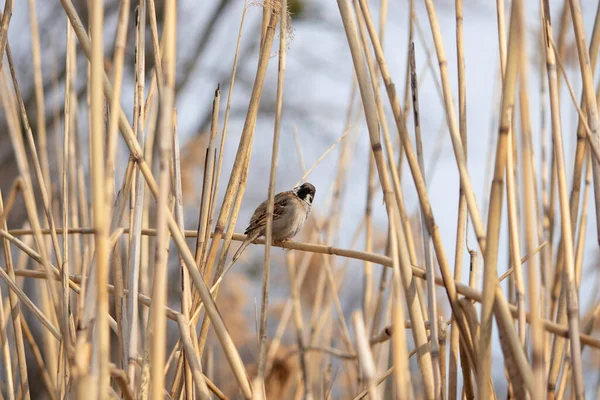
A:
0;0;13;71
518;11;545;396
127;0;146;384
89;0;109;398
194;87;220;268
0;195;29;400
352;312;379;400
150;0;176;397
60;1;253;395
200;8;278;290
256;0;288;388
195;8;279;366
505;126;526;345
0;283;15;400
421;0;486;246
541;0;584;396
335;0;435;397
60;18;75;395
477;0;521;397
568;0;600;247
173;108;194;399
358;0;475;366
449;0;467;396
389;217;414;400
408;42;441;395
210;3;248;242
27;0;50;193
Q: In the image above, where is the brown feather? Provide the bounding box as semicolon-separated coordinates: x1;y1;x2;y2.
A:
244;191;293;235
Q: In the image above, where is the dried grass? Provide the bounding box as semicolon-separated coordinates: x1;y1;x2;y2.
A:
0;0;600;399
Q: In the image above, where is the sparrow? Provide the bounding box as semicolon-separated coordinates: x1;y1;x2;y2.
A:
230;182;316;265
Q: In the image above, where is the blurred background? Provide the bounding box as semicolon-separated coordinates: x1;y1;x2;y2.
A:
3;0;600;398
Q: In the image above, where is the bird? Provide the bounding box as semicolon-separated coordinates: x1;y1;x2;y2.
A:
230;182;316;266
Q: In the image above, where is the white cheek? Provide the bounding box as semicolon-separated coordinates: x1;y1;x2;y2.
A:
306;194;313;203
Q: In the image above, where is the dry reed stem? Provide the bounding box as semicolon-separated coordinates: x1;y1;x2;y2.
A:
0;195;29;399
0;0;13;71
193;12;279;374
573;153;592;290
200;7;277;291
176;315;211;399
568;0;600;249
126;0;146;385
27;0;49;197
389;218;413;399
9;226;599;347
409;41;442;396
59;1;253;396
60;18;75;394
1;44;67;380
4;38;66;324
555;6;600;298
336;2;435;396
146;0;164;97
541;0;585;397
3;2;600;396
352;312;379;399
358;0;476;367
88;0;110;396
256;0;288;388
449;0;467;395
172;108;194;398
0;278;15;400
150;2;176;395
506;124;526;345
421;0;486;247
477;0;521;396
105;0;131;216
285;250;311;399
194;87;220;268
0;249;61;338
20;313;57;399
210;2;248;247
263;232;318;367
5;49;70;393
353;0;425;320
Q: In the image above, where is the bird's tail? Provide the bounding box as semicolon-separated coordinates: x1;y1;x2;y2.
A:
231;238;251;265
213;231;261;291
232;229;261;263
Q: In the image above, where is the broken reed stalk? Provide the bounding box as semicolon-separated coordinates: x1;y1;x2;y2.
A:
59;0;253;396
193;11;279;373
194;87;220;268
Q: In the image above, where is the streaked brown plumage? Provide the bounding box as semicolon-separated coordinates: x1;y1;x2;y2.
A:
230;182;316;264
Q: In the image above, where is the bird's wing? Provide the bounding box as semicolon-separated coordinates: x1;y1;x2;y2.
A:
244;191;291;235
